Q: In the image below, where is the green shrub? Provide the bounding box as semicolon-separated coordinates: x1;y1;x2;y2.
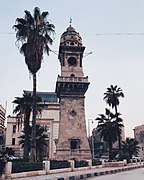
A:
92;159;102;166
50;160;70;170
12;161;43;173
75;160;88;168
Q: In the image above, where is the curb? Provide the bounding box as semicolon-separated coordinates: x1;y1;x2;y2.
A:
55;164;144;180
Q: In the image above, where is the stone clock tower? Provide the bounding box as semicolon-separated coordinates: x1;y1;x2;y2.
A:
55;25;91;160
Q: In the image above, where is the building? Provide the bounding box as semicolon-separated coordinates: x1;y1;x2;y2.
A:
134;124;144;159
55;25;91;160
0;105;6;152
5;91;59;159
5;115;23;157
91;125;125;158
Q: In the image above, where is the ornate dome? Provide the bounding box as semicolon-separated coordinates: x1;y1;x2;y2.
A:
60;25;82;47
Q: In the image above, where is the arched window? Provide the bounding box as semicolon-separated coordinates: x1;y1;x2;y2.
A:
70;74;75;77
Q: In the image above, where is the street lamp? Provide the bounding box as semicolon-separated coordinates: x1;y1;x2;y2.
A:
88;119;95;159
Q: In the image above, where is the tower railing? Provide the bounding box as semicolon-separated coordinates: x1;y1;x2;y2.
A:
57;76;89;82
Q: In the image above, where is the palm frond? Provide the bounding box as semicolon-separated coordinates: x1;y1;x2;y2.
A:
41;11;49;19
24;10;34;25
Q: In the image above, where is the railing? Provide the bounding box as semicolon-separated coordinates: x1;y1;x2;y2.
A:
4;159;102;179
5;159;143;179
57;76;89;83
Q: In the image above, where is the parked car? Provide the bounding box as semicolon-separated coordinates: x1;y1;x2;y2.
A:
100;155;109;160
8;155;19;160
132;156;142;162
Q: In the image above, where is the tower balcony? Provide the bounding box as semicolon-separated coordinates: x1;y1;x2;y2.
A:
55;75;90;98
57;75;89;83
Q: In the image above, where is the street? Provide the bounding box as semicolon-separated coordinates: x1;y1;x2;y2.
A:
87;168;144;180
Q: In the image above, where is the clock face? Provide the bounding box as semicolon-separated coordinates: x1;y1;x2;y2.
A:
68;57;77;66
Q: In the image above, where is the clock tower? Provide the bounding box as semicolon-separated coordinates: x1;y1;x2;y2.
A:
55;25;91;160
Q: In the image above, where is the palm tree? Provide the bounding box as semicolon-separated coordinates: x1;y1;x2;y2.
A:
13;93;33;160
96;108;123;159
36;125;49;161
19;124;48;161
13;93;42;160
103;85;124;149
121;138;140;160
113;112;124;150
13;7;55;162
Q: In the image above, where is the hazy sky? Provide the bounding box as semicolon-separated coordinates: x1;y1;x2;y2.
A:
0;0;144;137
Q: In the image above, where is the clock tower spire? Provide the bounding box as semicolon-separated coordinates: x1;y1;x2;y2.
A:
55;26;91;160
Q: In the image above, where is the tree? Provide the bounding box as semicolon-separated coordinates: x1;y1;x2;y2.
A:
5;147;15;156
96;108;123;159
121;137;140;160
13;93;33;160
13;93;42;160
13;7;55;162
36;125;49;161
103;85;124;149
19;124;48;161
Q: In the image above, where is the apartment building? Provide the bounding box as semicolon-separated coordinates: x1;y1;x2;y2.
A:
5;115;23;157
0;105;6;152
134;124;144;159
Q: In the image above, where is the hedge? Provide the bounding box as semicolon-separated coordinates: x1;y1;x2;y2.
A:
75;160;88;168
92;159;102;166
50;160;70;170
12;161;43;173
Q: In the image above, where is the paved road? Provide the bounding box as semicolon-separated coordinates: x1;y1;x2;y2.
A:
12;164;144;180
87;167;144;180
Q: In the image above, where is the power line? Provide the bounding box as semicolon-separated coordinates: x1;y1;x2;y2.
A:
1;32;144;36
0;32;14;35
85;32;144;36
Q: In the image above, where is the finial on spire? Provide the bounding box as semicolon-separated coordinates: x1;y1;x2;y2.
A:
69;18;72;26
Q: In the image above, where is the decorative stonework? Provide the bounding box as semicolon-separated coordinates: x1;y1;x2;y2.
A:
70;109;77;117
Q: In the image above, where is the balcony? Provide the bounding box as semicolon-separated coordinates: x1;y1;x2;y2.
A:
57;76;89;83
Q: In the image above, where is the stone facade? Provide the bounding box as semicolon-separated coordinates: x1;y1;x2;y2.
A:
0;105;6;152
5;116;23;157
55;26;91;160
134;124;144;160
56;98;91;160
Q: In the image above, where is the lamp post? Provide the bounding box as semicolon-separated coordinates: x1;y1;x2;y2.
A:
88;119;95;159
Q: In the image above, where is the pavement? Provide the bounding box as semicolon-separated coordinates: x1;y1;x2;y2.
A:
14;163;144;180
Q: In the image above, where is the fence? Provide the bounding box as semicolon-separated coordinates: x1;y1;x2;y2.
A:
3;159;141;179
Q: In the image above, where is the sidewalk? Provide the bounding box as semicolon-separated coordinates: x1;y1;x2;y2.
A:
13;163;144;180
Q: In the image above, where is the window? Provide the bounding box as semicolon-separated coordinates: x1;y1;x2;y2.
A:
70;74;75;77
70;42;74;46
12;138;15;145
70;139;80;149
13;125;16;133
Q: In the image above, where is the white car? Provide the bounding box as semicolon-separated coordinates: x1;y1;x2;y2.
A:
132;156;141;162
8;155;19;160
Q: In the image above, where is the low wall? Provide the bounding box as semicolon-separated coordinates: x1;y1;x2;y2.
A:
104;161;125;167
4;159;132;179
48;167;72;174
11;170;45;179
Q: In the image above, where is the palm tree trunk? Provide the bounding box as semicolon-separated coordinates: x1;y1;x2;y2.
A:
109;142;113;160
23;117;30;160
115;105;121;150
30;73;37;162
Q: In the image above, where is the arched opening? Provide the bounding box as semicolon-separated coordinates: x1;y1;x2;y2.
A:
70;74;75;77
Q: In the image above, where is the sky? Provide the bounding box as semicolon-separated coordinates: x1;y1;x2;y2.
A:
0;0;144;138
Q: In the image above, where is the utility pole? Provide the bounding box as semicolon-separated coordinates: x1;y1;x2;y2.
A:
88;119;95;158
